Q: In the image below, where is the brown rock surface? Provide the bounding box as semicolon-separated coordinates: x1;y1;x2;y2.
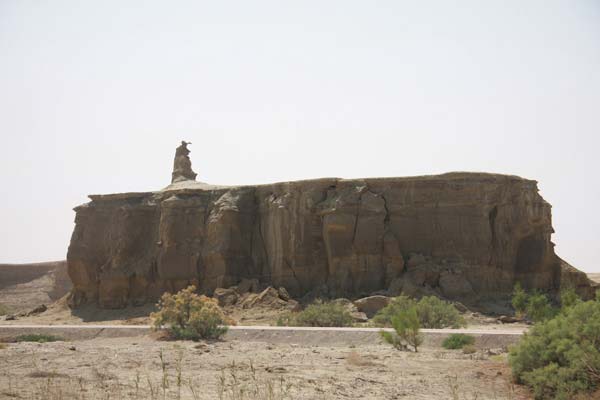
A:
65;145;596;309
353;296;391;318
171;141;197;183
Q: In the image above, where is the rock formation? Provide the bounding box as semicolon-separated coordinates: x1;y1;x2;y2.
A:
66;143;596;309
171;141;197;183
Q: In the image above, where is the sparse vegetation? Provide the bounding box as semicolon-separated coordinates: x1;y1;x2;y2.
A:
277;300;353;327
559;287;581;309
462;344;477;355
511;283;561;322
511;282;528;317
151;285;229;340
380;306;423;352
509;298;600;399
218;360;295;400
15;334;64;343
374;295;465;329
0;303;9;316
0;343;6;350
442;333;475;350
525;292;557;322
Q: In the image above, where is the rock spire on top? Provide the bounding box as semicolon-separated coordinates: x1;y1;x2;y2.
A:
171;140;197;183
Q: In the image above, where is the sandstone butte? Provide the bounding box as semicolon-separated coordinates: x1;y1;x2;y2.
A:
66;142;596;310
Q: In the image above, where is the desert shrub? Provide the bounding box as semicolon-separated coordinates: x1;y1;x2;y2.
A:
462;344;477;354
151;286;228;340
380;306;423;352
374;295;465;329
15;334;63;343
526;292;557;323
442;333;475;350
416;296;465;328
372;295;417;326
559;287;581;309
0;343;6;349
512;282;528;317
0;303;9;316
278;300;353;327
509;299;600;399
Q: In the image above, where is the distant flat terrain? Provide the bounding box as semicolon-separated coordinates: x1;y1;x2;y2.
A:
588;273;600;284
0;261;71;314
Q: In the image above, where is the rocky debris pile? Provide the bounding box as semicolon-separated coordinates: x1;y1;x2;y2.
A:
212;279;300;312
331;298;368;322
4;304;47;320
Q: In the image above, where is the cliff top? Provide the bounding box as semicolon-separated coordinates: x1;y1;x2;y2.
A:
85;171;535;203
86;143;536;202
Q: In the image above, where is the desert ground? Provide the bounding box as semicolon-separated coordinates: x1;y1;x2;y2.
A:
1;266;597;399
0;331;528;400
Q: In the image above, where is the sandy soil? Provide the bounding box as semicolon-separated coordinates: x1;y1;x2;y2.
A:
0;334;531;400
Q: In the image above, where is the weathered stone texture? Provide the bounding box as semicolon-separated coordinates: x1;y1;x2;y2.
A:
67;173;596;309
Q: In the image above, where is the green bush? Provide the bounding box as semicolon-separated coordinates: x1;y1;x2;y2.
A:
151;286;229;340
15;334;63;343
278;300;353;327
442;333;475;350
512;282;528;317
374;295;465;329
416;296;465;328
526;292;557;323
509;299;600;399
559;287;581;309
380;306;423;352
372;295;416;325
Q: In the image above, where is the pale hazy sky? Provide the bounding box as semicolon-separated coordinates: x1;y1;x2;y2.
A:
1;1;599;272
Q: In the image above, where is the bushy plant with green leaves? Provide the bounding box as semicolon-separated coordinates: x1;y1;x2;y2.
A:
151;286;229;340
380;306;423;352
526;292;557;322
512;282;528;317
442;333;475;350
278;300;353;327
374;295;465;329
511;284;560;322
372;295;416;325
559;287;581;309
509;299;600;399
416;296;465;328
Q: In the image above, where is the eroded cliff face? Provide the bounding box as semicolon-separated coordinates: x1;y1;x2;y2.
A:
67;173;595;309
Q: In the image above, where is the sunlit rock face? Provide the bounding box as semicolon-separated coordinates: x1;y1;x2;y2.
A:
66;146;596;309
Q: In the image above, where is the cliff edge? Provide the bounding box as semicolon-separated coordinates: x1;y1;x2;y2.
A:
66;144;596;309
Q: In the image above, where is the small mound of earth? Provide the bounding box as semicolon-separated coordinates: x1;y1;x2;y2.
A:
0;261;71;315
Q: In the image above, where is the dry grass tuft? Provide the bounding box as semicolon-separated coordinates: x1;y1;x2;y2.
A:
27;371;69;379
346;351;379;367
462;345;477;355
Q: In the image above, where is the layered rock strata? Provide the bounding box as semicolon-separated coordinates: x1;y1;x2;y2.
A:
66;146;595;309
